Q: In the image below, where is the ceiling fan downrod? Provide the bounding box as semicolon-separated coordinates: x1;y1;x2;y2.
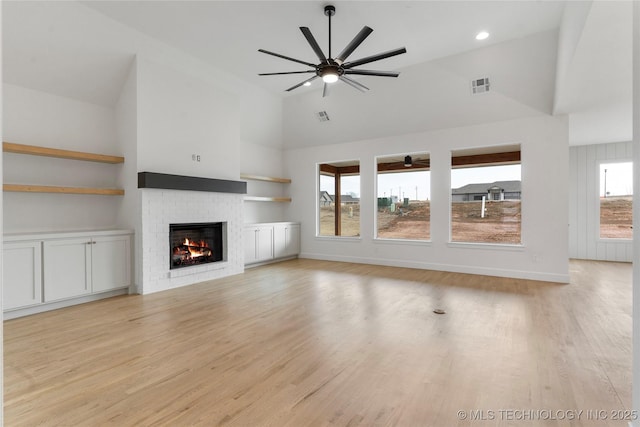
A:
325;5;335;60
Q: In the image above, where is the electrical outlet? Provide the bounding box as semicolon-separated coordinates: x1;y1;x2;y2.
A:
192;154;201;162
197;155;201;162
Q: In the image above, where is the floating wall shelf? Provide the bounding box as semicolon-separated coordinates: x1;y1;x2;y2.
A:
241;173;292;202
3;142;125;196
3;142;125;164
240;174;291;184
3;184;124;196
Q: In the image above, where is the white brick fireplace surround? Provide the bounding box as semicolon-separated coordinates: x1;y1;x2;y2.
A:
140;188;244;294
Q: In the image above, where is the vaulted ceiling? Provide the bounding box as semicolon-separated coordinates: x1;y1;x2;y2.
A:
2;1;633;146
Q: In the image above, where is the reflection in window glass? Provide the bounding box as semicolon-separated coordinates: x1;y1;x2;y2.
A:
600;162;633;239
376;154;430;240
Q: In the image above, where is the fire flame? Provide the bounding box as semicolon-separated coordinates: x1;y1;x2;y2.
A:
183;238;209;258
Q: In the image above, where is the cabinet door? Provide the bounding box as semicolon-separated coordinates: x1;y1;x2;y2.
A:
284;224;301;257
273;224;287;259
274;223;300;259
255;226;274;261
3;241;42;310
92;235;131;292
244;228;258;264
43;238;92;302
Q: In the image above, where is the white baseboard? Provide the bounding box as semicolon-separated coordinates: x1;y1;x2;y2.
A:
245;255;298;269
299;252;570;283
4;288;129;320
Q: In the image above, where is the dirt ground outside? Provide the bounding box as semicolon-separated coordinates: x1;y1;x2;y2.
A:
319;205;361;237
451;200;521;244
600;196;632;239
319;197;632;242
319;200;523;243
377;201;430;240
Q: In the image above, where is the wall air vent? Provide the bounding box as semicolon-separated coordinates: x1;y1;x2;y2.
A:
471;77;490;94
316;111;330;122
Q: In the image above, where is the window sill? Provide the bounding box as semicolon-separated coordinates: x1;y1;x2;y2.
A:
374;238;431;246
597;238;632;243
315;236;361;242
447;242;525;251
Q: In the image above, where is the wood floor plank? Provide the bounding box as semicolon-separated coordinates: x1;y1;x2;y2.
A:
3;259;632;426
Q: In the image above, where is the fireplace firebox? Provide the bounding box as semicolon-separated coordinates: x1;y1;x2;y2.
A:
170;222;224;269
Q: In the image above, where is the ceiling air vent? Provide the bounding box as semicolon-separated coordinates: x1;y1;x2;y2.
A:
316;111;330;122
471;77;490;94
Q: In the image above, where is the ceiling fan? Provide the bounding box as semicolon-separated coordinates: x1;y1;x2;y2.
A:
258;4;407;97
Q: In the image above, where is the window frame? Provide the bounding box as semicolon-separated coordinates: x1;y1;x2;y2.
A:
316;160;361;239
597;159;633;241
374;152;431;242
449;145;523;247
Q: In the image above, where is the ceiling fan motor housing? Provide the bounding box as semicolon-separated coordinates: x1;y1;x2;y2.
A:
324;5;336;17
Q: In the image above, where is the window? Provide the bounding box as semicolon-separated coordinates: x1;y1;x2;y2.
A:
376;153;430;240
451;145;521;244
318;161;360;237
599;161;633;239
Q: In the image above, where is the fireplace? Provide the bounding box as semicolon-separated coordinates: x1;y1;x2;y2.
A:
169;222;225;270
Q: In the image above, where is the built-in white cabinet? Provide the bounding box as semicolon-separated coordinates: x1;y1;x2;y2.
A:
3;230;132;318
43;234;131;302
244;225;274;264
274;223;300;259
91;236;131;292
44;238;92;301
3;240;42;310
244;222;300;266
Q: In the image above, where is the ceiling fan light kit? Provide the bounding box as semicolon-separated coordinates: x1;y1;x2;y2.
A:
258;4;407;97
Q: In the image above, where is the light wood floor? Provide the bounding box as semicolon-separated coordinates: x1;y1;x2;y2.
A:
4;259;632;426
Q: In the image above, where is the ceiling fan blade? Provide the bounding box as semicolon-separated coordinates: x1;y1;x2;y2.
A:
258;70;316;76
343;70;400;77
342;47;407;69
285;75;318;92
336;26;373;64
258;49;316;68
340;76;369;92
322;82;330;98
300;27;327;63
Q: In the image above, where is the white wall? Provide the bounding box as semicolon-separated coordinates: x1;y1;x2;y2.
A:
2;84;123;233
136;57;240;180
241;141;288;224
569;141;633;262
285;115;569;283
115;60;140;289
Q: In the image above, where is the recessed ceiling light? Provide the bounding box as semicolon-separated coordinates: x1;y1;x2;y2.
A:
303;81;311;87
475;31;490;41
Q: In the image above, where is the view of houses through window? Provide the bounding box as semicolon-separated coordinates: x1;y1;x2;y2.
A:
599;161;633;239
451;146;522;244
317;147;523;244
318;161;360;237
376;153;430;240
